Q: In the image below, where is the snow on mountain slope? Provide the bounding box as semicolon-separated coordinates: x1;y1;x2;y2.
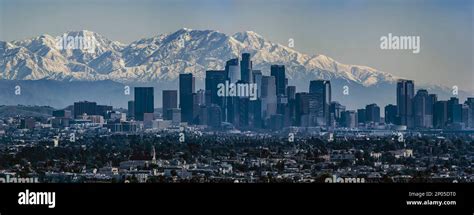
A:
0;28;398;86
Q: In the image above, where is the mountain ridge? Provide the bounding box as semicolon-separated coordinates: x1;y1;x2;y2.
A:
1;28;399;87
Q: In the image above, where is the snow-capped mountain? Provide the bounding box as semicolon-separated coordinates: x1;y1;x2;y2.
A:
0;28;398;86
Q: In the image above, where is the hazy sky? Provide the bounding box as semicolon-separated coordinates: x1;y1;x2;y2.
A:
1;0;473;92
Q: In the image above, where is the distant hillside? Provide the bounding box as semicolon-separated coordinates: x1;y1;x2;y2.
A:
0;105;55;118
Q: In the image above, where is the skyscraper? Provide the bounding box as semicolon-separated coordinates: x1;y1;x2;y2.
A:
162;90;178;120
261;76;277;121
413;89;433;128
447;97;462;124
433;101;448;128
397;79;415;128
357;109;366;125
225;58;240;83
286;86;296;125
365;104;381;124
240;53;253;83
465;98;474;128
309;80;331;126
205;70;226;106
295;92;310;127
384;104;397;124
271;65;286;96
179;73;195;123
128;101;135;118
330;101;346;125
134;87;154;121
341;110;357;128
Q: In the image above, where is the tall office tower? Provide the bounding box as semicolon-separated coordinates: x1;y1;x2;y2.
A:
240;53;253;83
286;86;297;125
128;101;135;118
192;93;202;124
307;92;324;126
179;73;195;123
384;104;397;124
277;95;288;114
286;86;296;100
225;58;240;83
357;109;366;124
309;80;331;126
74;101;97;118
461;104;469;127
341;110;357;128
365;104;381;124
433;101;448;128
413;89;434;128
250;99;262;128
252;70;263;98
295;92;310;126
271;65;286;95
134;87;154;121
397;79;415;128
447;97;462;124
261;76;277;121
465;98;474;128
206;70;227;122
205;70;226;106
162;90;178;120
330;102;346;125
276;94;289;127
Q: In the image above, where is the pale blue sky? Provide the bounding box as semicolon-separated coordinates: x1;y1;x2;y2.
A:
0;0;473;92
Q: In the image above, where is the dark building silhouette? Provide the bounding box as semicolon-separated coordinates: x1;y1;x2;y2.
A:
134;87;154;121
413;89;434;128
384;104;397;124
309;80;331;126
330;101;346;125
74;101;97;118
205;70;226;107
433;101;448;128
365;104;380;124
295;92;310;126
465;98;474;128
357;109;366;124
162;90;178;120
97;105;113;118
179;73;195;123
341;110;357;128
240;53;253;83
271;65;286;96
447;97;462;124
128;101;135;118
53;110;72;119
397;79;415;128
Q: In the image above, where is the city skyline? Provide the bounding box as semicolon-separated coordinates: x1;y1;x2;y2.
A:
44;52;474;131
